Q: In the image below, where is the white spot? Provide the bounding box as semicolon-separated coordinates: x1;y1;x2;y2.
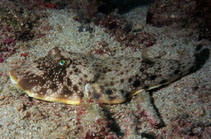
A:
28;92;36;98
46;89;53;94
84;83;94;98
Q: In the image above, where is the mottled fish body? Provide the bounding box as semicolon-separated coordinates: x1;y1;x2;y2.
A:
9;46;209;105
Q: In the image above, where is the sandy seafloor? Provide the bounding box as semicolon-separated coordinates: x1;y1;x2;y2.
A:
0;4;211;139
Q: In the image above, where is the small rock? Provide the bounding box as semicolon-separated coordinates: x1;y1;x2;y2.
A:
132;23;144;32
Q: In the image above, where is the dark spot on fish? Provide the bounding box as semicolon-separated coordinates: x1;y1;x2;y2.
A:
78;91;84;98
100;76;105;80
108;96;116;101
116;61;120;65
159;79;167;84
107;68;112;72
139;68;144;72
174;70;180;75
150;75;157;80
104;67;108;71
58;72;66;83
100;86;104;90
79;77;83;82
74;68;79;73
143;59;154;65
78;82;82;85
132;79;141;88
105;82;109;86
157;67;161;71
120;89;128;97
110;81;114;86
93;92;100;99
120;79;124;83
67;78;72;86
73;85;78;92
62;86;73;96
39;87;47;95
103;69;107;74
77;70;81;73
49;83;58;91
111;77;115;80
28;97;33;102
120;89;124;93
78;61;82;65
84;74;88;78
105;89;113;95
128;77;132;83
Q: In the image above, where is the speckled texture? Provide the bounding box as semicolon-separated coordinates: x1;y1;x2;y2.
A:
0;2;211;139
9;45;208;106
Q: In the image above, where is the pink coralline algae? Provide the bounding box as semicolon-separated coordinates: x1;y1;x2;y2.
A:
4;38;16;45
0;57;4;63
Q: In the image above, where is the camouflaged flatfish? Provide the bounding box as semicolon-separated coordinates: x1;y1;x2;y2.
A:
9;46;209;105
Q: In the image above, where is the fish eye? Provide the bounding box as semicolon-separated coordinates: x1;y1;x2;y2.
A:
59;59;66;66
